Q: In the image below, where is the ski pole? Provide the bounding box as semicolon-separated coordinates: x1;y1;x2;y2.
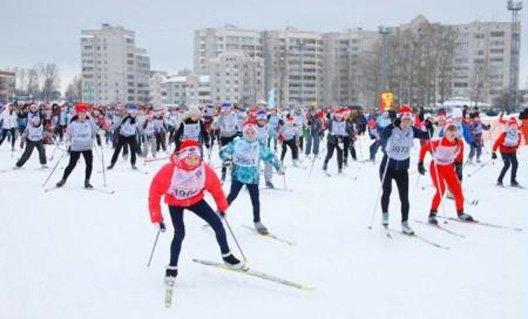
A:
367;156;390;230
426;128;448;219
95;146;108;187
42;149;67;187
466;159;493;178
48;142;61;162
146;229;161;268
223;217;247;262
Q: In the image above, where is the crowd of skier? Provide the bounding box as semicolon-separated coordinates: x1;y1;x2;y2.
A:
1;100;526;288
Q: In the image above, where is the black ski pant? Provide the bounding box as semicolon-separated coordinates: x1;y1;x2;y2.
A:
155;132;166;152
343;139;357;163
227;180;261;223
498;152;518;184
16;140;46;167
280;138;298;162
0;128;16;148
379;158;409;222
62;150;93;182
110;135;137;165
324;142;344;170
168;201;230;267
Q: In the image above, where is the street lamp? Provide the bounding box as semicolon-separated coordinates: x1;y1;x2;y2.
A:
507;0;523;112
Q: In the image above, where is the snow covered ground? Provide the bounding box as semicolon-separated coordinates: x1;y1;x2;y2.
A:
0;135;526;319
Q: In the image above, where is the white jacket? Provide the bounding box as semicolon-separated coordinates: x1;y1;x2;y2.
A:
0;109;18;129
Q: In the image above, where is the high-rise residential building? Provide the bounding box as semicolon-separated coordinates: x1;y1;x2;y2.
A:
81;24;151;105
194;25;262;75
0;70;16;103
209;52;264;104
195;17;520;107
164;74;211;106
263;27;325;106
323;30;380;107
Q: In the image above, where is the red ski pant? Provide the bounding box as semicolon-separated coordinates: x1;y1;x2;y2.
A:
429;162;464;212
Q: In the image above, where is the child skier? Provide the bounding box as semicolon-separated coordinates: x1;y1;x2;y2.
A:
14;115;47;169
379;106;430;234
220;119;284;234
148;139;245;283
492;117;522;187
56;103;98;189
216;103;240;182
108;105;139;170
418;120;475;225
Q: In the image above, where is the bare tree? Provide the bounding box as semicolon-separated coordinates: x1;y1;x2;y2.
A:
38;63;60;101
65;75;82;102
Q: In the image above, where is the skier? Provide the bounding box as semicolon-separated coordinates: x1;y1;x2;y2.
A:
418;120;475;225
492;117;522;187
216;103;239;182
343;108;358;165
148;139;245;284
174;105;209;153
0;103;18;151
278;115;300;166
56;103;98;189
220;119;284;234
107;105;139;170
304;106;324;158
379;106;431;234
467;113;491;165
322;108;350;173
255;109;277;189
141;110;158;158
153;109;167;153
267;108;280;152
14;114;47;169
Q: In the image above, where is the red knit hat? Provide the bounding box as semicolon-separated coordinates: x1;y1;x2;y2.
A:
398;105;413;118
176;139;201;159
508;117;518;127
243;119;258;133
335;108;346;115
75;103;89;113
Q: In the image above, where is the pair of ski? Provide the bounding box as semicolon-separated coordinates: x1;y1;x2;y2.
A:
44;185;115;195
437;216;523;232
382;225;450;250
202;223;296;247
97;168;149;175
164;259;314;308
262;186;294;193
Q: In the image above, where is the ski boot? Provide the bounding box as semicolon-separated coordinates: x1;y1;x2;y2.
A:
165;266;178;286
84;180;93;189
428;211;438;225
41;164;48;169
322;162;328;171
496;180;503;187
222;252;246;270
254;221;269;235
56;179;66;188
338;168;343;174
131;164;137;170
457;212;475;222
511;180;521;188
106;163;115;170
381;212;389;227
265;181;275;189
401;221;415;235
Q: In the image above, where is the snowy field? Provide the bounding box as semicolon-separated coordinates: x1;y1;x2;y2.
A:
0;134;526;319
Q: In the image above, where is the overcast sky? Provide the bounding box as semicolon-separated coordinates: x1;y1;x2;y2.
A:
1;0;526;92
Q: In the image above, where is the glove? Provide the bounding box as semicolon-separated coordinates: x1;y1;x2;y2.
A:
154;221;167;233
424;119;433;131
393;117;401;128
417;162;426;175
217;210;226;218
205;143;211;149
492;152;497;160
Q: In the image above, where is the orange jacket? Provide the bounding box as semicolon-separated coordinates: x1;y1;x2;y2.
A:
148;162;228;223
492;132;521;154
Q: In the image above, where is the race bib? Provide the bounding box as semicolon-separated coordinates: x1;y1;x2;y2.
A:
433;144;459;165
72;122;92;144
168;163;206;200
233;141;260;167
182;122;200;140
386;128;413;161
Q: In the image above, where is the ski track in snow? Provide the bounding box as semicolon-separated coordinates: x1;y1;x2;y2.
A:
0;137;526;319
